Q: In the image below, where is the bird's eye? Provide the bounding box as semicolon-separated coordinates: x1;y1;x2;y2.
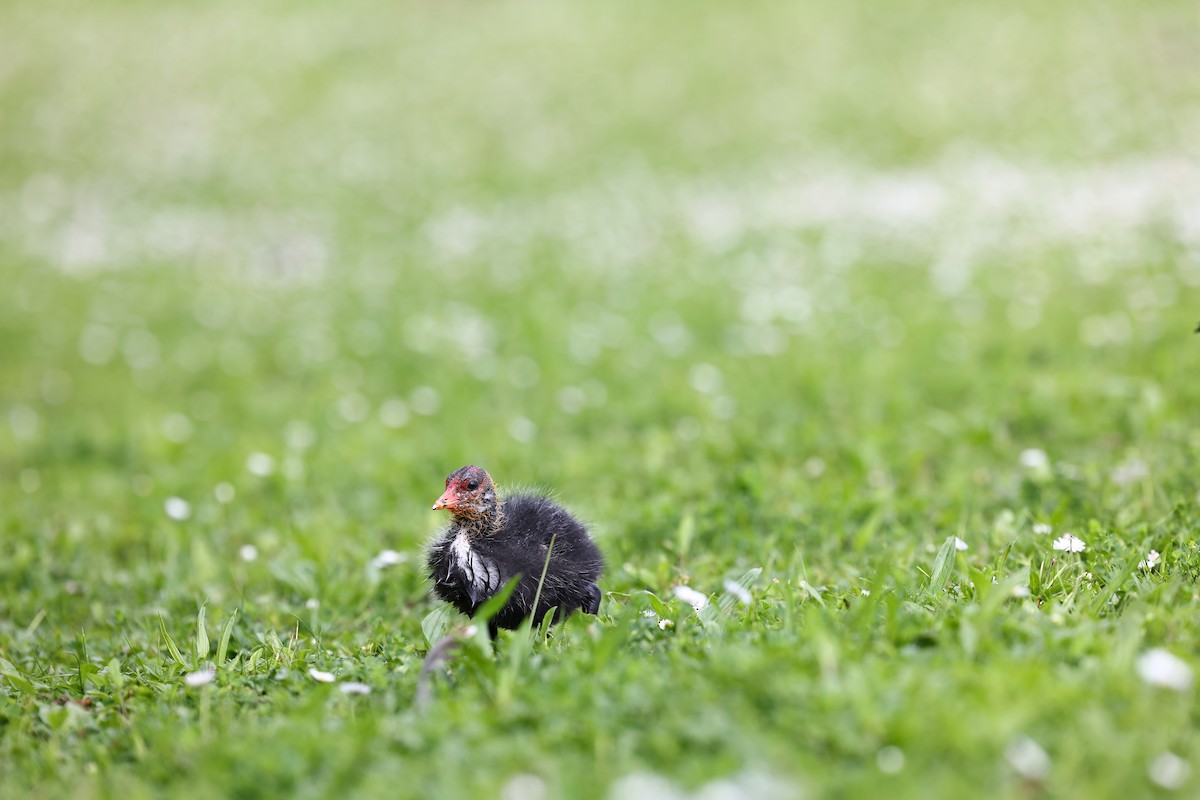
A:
467;481;479;491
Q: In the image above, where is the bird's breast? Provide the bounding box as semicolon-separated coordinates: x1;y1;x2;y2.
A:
446;530;502;602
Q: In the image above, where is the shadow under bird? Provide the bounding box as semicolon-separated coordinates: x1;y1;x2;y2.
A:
426;465;604;634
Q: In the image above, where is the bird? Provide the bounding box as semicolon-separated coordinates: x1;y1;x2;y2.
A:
426;465;604;634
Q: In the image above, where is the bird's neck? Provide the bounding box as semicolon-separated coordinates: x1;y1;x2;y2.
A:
453;502;503;539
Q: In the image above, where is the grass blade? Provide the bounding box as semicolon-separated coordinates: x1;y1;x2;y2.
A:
537;606;559;640
158;615;187;668
195;606;210;663
473;575;522;626
498;535;558;705
928;536;958;593
421;605;454;648
0;659;38;694
216;608;238;667
526;533;556;635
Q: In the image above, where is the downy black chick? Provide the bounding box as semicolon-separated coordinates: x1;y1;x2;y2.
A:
427;465;604;633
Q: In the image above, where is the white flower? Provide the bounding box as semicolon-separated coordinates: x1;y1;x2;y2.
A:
688;363;723;394
658;618;674;630
501;774;547;800
672;585;709;611
1032;522;1052;535
1139;550;1161;570
184;668;215;687
1137;649;1194;691
339;682;372;696
722;579;752;605
161;413;194;443
1006;735;1051;781
245;452;275;477
608;770;794;800
409;386;440;415
1052;534;1086;553
1112;459;1149;486
371;549;407;569
239;544;258;562
378;398;410;428
1149;752;1191;790
308;668;335;683
876;746;905;774
642;609;657;619
607;773;679;800
954;537;968;552
507;417;536;443
285;421;317;450
214;482;236;504
860;589;871;597
1019;448;1050;470
164;497;191;521
305;598;320;610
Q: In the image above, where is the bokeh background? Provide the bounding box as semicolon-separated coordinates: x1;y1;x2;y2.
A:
2;1;1199;798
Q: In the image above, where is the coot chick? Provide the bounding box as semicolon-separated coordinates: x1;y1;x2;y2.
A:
427;465;604;633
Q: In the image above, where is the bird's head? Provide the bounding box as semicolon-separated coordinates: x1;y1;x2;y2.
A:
432;465;498;520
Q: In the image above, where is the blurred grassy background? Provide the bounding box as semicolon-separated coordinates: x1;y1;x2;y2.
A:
2;1;1200;798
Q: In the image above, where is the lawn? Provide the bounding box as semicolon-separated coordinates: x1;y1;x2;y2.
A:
2;1;1200;798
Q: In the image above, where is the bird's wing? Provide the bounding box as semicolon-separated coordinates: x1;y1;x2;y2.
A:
450;533;502;605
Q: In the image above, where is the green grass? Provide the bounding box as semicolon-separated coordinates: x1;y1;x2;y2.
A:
3;1;1200;797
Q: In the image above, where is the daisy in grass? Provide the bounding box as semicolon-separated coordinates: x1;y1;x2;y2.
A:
1149;752;1191;790
1019;449;1050;470
722;579;752;605
184;668;215;687
1052;534;1086;553
371;549;407;569
1006;735;1051;781
1139;550;1161;570
672;585;709;611
1137;649;1193;691
164;497;191;521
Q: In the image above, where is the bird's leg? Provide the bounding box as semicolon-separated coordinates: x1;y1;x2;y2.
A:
582;583;602;615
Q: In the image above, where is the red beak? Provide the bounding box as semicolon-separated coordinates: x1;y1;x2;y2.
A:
432;488;458;511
